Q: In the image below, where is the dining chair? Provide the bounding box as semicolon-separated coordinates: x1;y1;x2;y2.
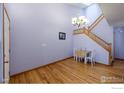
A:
73;48;78;61
85;50;96;66
76;49;82;62
79;49;87;62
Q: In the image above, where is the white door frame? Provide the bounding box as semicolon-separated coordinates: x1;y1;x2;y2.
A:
3;4;11;83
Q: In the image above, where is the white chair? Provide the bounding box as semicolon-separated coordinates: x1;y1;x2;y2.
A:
73;49;76;61
85;50;95;66
73;48;78;62
79;49;87;62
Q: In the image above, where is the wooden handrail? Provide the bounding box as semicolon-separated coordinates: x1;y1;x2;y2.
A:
89;31;110;45
85;29;111;52
88;14;104;31
73;28;111;52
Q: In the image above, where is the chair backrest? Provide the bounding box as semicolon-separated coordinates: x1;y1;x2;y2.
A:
74;49;86;57
87;49;95;57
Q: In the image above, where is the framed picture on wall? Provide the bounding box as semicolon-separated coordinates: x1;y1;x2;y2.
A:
59;32;66;40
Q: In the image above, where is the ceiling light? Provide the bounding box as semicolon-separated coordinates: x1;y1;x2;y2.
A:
72;16;89;28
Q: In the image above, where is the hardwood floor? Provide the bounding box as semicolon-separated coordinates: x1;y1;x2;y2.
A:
9;58;124;83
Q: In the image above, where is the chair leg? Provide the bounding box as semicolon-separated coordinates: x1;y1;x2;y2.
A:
80;57;82;62
93;61;95;65
75;56;77;61
91;62;93;66
79;57;80;62
84;57;87;64
79;57;81;62
91;59;94;66
92;59;95;65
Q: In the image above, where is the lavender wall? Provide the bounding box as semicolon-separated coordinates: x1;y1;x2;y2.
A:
114;27;124;59
0;4;3;83
85;4;102;26
5;4;83;75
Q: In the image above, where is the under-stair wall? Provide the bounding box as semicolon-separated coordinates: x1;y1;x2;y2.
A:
73;34;109;65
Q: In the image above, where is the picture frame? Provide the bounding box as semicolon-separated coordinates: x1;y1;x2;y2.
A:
59;32;66;40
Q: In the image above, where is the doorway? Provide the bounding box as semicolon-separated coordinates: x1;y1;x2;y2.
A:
114;27;124;60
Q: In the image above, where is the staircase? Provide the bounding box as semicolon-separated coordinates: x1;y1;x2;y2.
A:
88;14;104;31
73;14;112;65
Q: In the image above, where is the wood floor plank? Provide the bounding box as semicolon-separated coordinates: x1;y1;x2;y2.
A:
57;61;99;83
17;73;27;83
49;63;87;83
9;58;124;83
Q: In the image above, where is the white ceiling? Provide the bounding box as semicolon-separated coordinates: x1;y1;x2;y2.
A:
68;3;89;8
99;3;124;26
